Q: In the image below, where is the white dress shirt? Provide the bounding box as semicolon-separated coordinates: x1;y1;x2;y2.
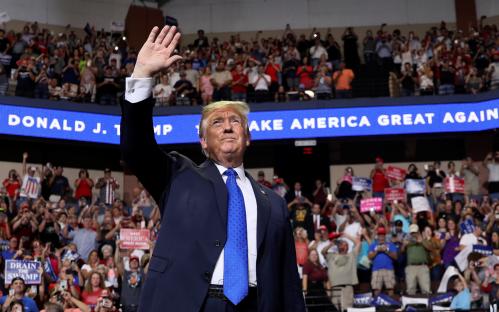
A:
124;77;258;286
313;214;320;230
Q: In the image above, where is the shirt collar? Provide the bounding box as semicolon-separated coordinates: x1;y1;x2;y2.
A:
214;163;246;182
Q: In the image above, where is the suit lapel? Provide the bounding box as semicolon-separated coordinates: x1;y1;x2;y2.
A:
246;173;271;251
199;160;228;227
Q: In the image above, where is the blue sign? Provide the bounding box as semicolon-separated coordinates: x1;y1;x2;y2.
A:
43;258;58;282
5;260;42;285
0;98;497;144
405;179;426;194
460;218;475;234
352;177;372;191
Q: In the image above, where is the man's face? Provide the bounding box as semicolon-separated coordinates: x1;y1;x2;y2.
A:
130;258;139;270
11;280;25;294
9;238;18;249
294;182;301;191
82;217;92;229
338;241;348;254
200;108;249;164
378;234;386;243
320;230;328;240
312;204;320;215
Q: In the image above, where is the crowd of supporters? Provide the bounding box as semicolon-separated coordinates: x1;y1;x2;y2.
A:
0;150;498;311
0;18;498;106
277;153;499;311
0;152;155;312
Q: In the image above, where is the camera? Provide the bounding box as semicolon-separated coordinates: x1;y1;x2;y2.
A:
101;297;113;308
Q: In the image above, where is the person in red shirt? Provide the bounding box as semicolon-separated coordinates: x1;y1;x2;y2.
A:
256;171;272;188
296;56;314;90
230;64;248;102
81;271;106;307
264;55;281;96
370;157;390;199
302;249;330;311
294;227;309;267
2;169;21;203
74;169;94;204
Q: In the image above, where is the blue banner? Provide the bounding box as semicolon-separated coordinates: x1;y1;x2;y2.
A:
0;98;497;144
5;260;42;285
372;294;401;307
353;293;373;306
473;244;493;256
429;292;454;305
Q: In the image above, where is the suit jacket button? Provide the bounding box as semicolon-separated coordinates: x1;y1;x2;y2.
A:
204;271;211;281
215;240;221;247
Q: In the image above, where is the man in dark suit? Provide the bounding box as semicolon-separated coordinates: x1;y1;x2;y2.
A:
120;26;305;312
285;181;310;204
309;203;332;235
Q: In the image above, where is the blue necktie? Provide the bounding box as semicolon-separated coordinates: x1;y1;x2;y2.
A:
223;168;248;305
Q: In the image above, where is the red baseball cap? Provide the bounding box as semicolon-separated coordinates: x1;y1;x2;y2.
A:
328;232;342;240
129;256;140;263
375;157;384;163
377;227;387;235
319;225;328;232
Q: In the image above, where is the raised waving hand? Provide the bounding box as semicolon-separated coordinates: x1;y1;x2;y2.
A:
133;26;182;78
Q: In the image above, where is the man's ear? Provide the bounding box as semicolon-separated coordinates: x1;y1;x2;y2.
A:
200;137;207;150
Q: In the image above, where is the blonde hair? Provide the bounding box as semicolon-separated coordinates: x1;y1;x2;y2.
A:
198;101;250;139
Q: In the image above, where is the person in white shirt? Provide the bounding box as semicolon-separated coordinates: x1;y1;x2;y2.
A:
309;38;328;67
308;226;331;267
484;152;499;197
250;65;270;102
19;152;41;200
153;74;173;106
488;53;499;90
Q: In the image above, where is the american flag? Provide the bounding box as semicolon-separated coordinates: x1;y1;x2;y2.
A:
20;175;40;199
102;178;118;205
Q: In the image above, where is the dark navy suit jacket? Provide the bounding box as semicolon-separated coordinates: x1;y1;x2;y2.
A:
120;98;305;312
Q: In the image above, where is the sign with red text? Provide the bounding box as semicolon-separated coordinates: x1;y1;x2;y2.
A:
385;188;406;202
444;177;465;194
120;229;150;250
386;166;407;181
360;197;383;213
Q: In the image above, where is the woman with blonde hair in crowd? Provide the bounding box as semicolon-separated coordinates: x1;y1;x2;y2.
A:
294;227;309;268
198;66;214;105
81;250;101;280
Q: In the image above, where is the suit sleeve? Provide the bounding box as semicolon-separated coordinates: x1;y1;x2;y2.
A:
280;198;306;311
120;97;173;212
